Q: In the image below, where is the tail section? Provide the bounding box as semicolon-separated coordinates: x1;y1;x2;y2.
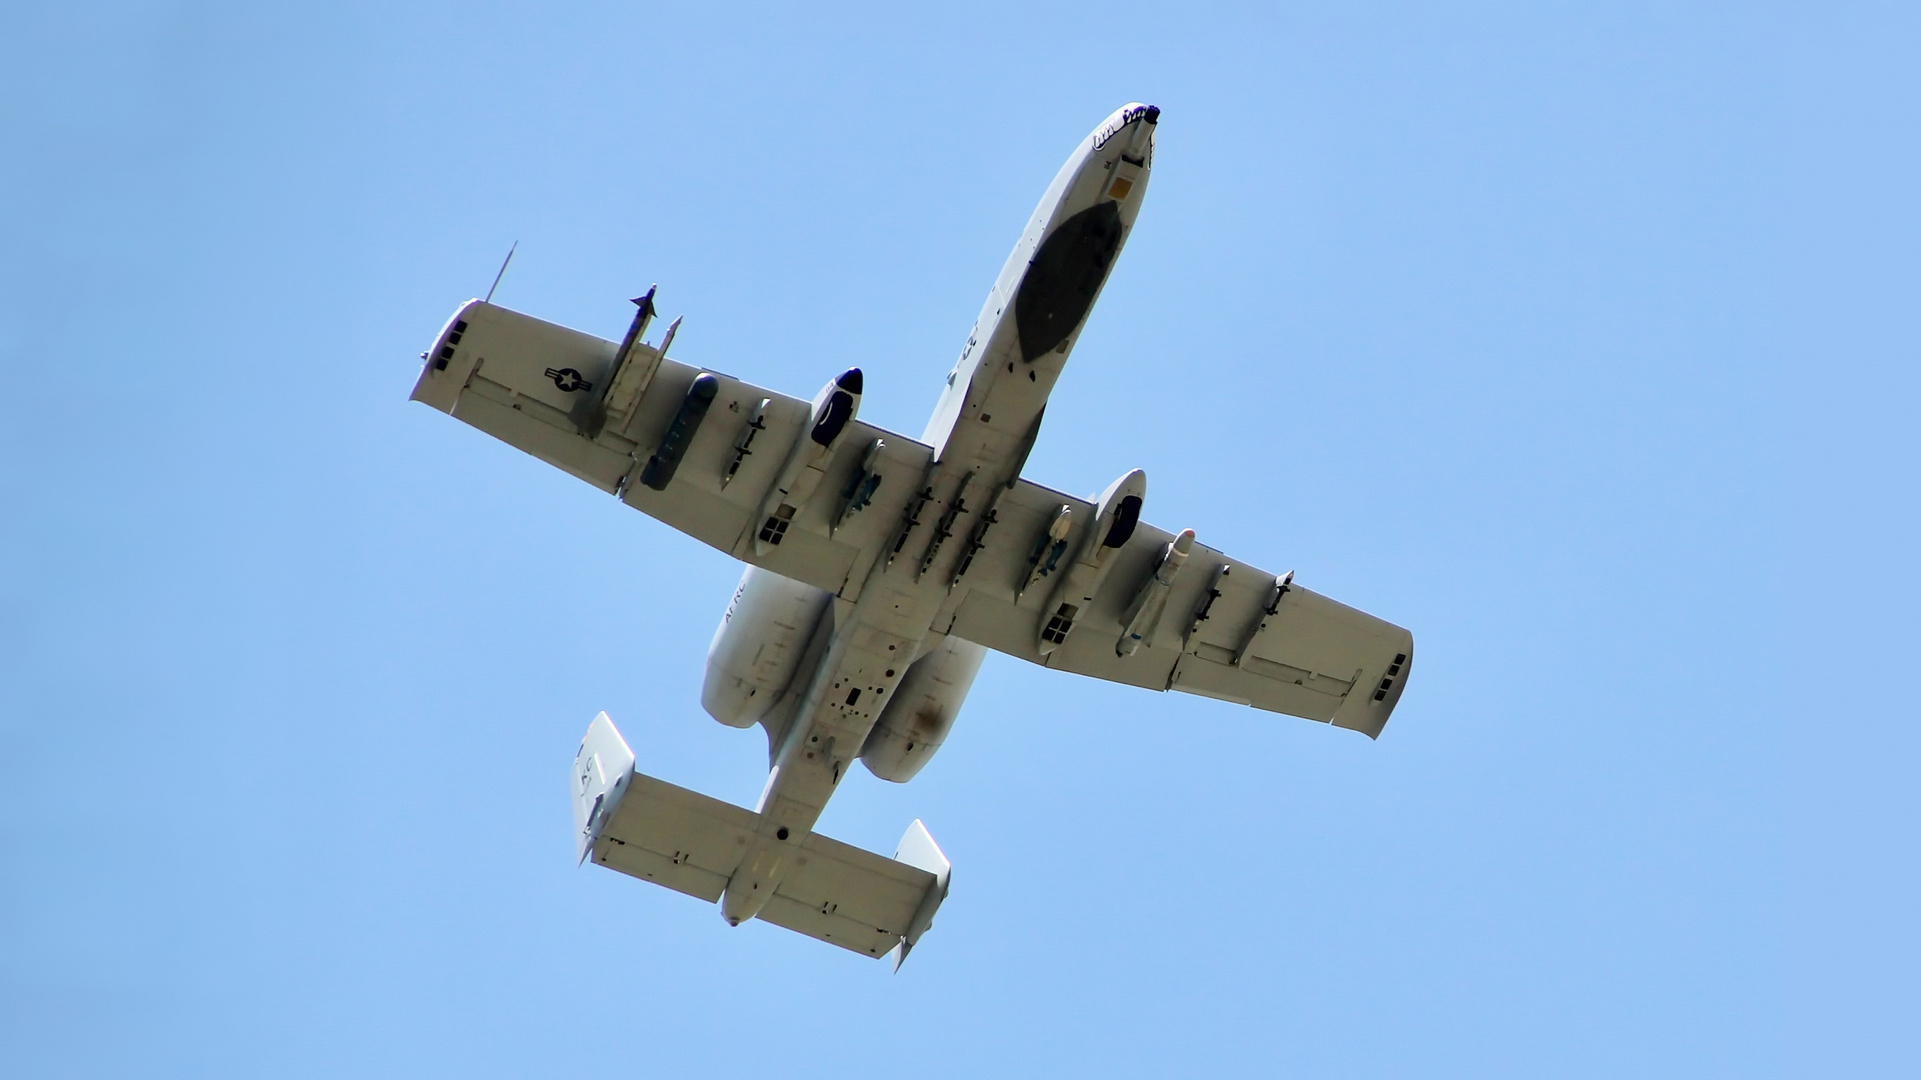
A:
570;712;952;964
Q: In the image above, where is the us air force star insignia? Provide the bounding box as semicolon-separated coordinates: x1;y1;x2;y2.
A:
545;367;593;393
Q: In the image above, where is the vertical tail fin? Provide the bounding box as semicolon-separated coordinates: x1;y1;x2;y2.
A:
890;819;952;971
572;712;637;864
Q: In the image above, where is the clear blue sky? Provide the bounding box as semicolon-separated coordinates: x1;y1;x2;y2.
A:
2;3;1911;1077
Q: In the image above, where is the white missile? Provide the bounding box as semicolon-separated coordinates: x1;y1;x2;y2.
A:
1116;528;1195;657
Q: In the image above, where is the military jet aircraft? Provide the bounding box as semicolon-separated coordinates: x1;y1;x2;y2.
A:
411;103;1412;966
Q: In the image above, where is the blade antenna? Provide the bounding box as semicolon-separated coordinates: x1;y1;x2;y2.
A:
484;241;518;303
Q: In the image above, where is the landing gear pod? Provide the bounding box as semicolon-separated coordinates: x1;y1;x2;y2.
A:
753;368;864;554
1038;469;1147;653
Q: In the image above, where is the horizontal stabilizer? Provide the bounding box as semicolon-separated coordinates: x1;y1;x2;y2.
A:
570;712;951;962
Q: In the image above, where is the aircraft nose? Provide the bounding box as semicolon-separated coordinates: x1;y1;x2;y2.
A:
1093;102;1159;150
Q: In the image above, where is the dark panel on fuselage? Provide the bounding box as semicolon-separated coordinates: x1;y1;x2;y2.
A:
1015;201;1124;362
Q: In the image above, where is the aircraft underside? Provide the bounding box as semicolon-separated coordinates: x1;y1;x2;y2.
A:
411;103;1412;965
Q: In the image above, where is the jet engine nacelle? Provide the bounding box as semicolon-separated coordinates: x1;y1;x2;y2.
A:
859;634;987;783
702;566;833;729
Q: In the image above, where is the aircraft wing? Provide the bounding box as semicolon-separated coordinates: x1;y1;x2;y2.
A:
411;300;937;599
416;301;1410;736
938;479;1414;738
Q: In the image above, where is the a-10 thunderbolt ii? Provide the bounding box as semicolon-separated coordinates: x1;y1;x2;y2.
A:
411;103;1412;967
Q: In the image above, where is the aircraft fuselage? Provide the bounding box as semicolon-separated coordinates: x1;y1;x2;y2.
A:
716;104;1160;925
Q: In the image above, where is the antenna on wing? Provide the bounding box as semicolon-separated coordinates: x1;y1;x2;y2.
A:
484;241;518;303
